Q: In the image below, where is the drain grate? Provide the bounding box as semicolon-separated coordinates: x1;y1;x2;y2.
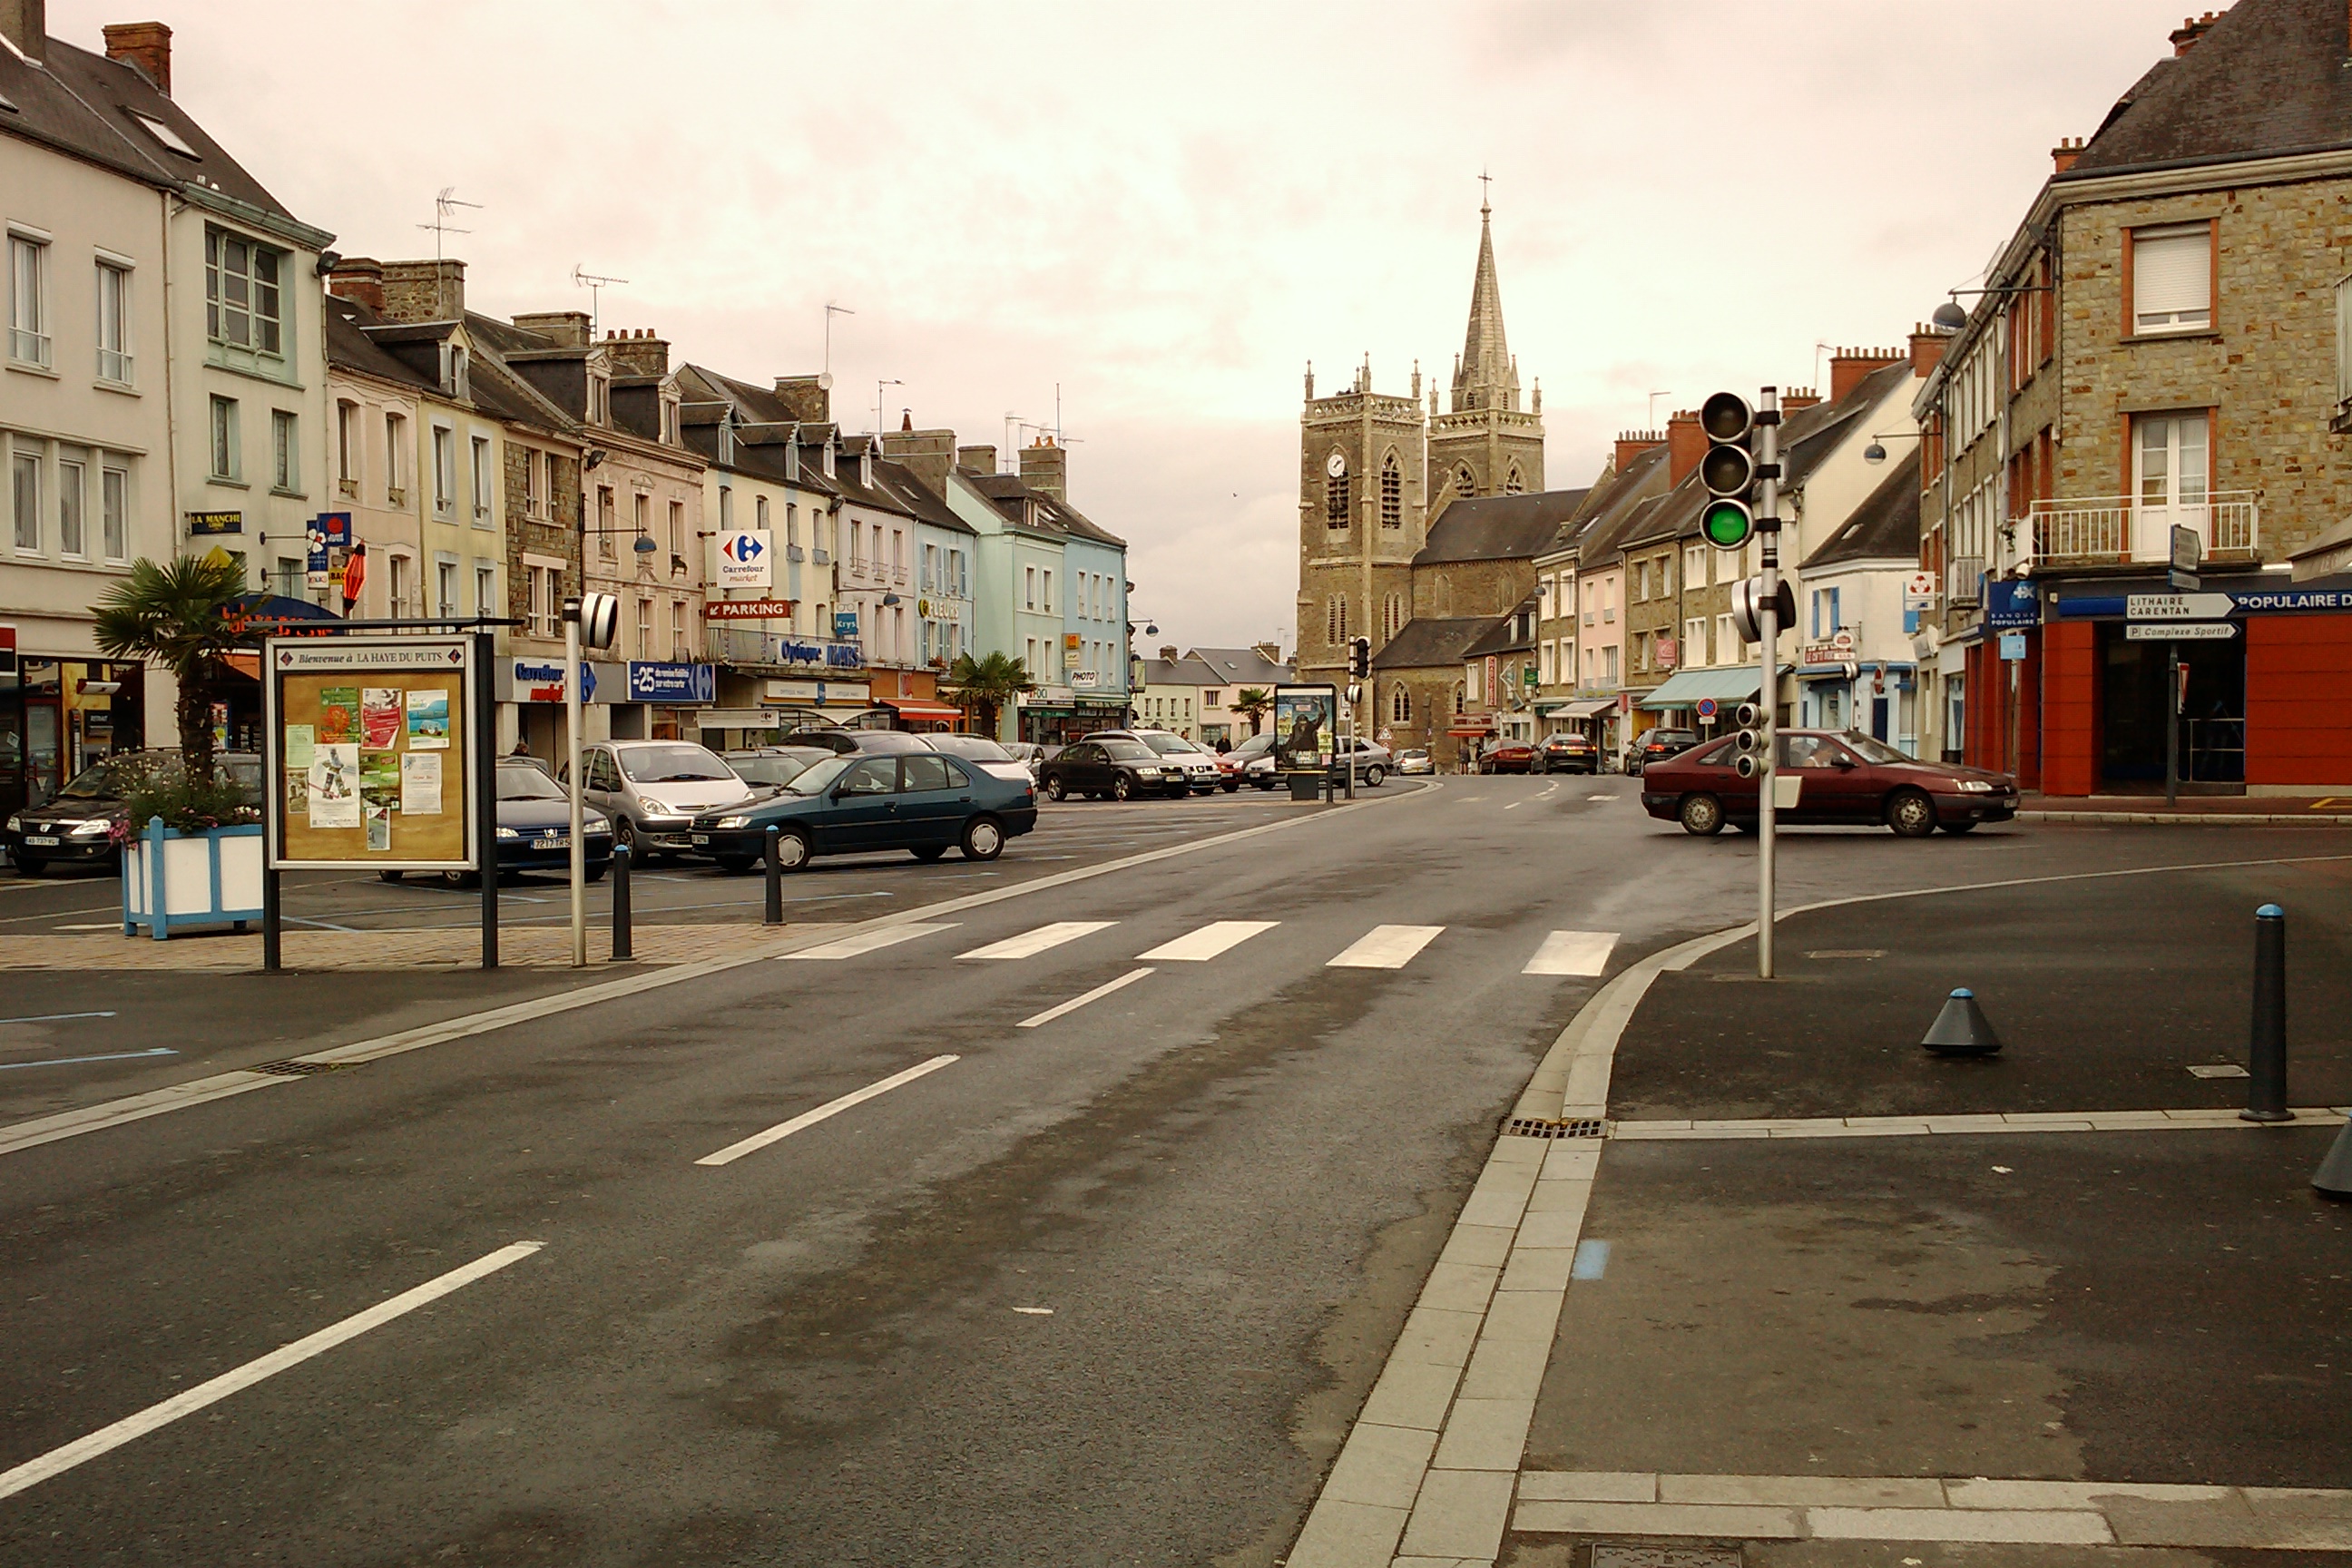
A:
1591;1547;1742;1568
1505;1116;1606;1140
247;1059;347;1077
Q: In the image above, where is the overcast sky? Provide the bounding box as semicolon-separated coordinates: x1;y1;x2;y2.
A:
52;0;2202;652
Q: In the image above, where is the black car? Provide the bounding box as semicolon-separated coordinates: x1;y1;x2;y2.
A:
1534;732;1602;775
691;751;1037;870
383;760;615;887
1629;728;1700;776
5;750;261;875
1038;737;1189;801
782;728;933;757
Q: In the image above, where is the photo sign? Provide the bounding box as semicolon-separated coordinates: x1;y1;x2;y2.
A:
1272;682;1337;772
264;636;476;870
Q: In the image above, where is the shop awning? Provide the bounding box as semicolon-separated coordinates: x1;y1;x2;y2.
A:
881;699;965;722
220;652;261;681
1446;723;1494;738
1639;667;1788;710
1535;696;1615;720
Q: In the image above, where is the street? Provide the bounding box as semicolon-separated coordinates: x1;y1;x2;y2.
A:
5;783;2346;1565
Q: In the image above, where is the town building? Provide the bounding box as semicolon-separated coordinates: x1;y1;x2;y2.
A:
1188;643;1291;746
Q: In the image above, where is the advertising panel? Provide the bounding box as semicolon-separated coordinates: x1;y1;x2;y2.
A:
625;662;717;703
1272;683;1337;771
716;530;773;590
265;636;475;870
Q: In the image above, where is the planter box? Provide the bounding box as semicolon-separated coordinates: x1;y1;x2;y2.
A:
122;819;265;939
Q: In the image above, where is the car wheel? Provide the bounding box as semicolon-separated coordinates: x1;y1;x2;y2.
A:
714;855;756;875
1044;776;1067;802
1679;793;1726;837
1364;765;1385;787
1887;789;1938;838
585;862;610;883
1221;779;1240;793
378;869;404;883
1112;775;1134;802
772;826;813;871
441;868;483;889
1939;820;1978;836
961;815;1004;861
11;856;43;877
911;845;948;862
612;817;636;855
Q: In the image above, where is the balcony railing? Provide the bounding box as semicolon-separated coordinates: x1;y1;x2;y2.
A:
2025;493;2259;568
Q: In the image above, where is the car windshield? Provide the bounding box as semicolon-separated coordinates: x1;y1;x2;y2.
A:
728;754;817;786
1100;739;1155;761
1231;733;1276;757
853;731;930;753
1840;731;1914;765
928;736;1014;762
497;766;565;801
1139;734;1198;755
618;744;733;783
58;753;173;799
1649;732;1695;748
784;756;854;795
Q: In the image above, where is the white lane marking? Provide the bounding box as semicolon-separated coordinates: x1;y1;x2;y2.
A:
1012;1306;1054;1316
956;920;1116;961
0;1010;118;1024
1504;801;1524;811
1327;925;1446;970
1135;920;1279;963
1017;967;1155;1028
1585;794;1620;802
777;923;958;960
0;1240;544;1502
696;1054;958;1166
1524;929;1620;976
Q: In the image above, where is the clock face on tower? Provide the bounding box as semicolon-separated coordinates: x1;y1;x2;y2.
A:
1326;452;1347;478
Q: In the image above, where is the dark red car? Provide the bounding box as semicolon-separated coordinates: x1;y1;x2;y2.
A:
1477;740;1534;774
1641;729;2019;838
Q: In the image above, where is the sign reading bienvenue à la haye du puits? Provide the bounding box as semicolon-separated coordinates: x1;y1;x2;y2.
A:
716;530;772;590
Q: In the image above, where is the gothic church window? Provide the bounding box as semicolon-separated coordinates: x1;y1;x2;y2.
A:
1453;683;1466;715
1455;466;1476;500
1384;592;1404;641
1390;684;1411;723
1380;453;1402;528
1326;464;1350;529
1327;595;1348;646
1504;463;1524;495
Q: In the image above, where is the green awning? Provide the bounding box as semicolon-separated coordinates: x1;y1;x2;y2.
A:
1639;667;1769;710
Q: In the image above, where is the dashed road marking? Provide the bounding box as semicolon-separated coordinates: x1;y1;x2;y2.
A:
777;923;958;960
1018;968;1155;1028
697;1054;958;1165
956;920;1115;960
1327;924;1446;970
1136;920;1278;963
1523;929;1620;976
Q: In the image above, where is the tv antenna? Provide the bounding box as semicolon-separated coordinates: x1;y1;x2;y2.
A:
573;264;629;337
824;301;856;376
417;187;481;262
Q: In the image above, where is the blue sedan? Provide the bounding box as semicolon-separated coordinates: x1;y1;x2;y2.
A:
689;751;1037;872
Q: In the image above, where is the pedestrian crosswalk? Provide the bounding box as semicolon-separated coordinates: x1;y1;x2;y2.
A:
782;916;1619;977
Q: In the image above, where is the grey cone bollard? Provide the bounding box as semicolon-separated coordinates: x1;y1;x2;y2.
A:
1922;987;2003;1056
2315;1114;2352;1199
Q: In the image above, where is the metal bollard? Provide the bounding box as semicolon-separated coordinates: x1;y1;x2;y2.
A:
610;841;632;962
2243;903;2292;1122
763;824;783;926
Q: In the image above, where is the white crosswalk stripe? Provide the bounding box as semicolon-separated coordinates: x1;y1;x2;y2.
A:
1135;920;1278;963
779;923;959;960
1327;925;1446;969
957;921;1116;961
1523;929;1619;976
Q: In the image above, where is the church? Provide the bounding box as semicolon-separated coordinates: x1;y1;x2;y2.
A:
1295;199;1585;765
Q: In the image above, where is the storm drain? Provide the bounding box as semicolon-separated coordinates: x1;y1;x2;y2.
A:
247;1059;348;1077
1589;1546;1742;1568
1504;1116;1606;1140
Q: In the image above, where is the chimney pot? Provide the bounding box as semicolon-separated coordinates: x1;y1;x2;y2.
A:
103;20;172;96
1829;345;1904;403
325;256;387;315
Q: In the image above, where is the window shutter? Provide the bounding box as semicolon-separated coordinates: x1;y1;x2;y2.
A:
2133;229;2210;330
2337;277;2352;406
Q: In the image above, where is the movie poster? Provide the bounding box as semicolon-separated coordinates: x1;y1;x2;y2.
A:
1272;685;1337;771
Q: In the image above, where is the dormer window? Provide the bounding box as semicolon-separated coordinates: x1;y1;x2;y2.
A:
662;398;680;446
587;370;610;426
442;343;469;400
131;111;199;160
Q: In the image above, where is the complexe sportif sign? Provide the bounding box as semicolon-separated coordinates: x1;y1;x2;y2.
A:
263;636;479;871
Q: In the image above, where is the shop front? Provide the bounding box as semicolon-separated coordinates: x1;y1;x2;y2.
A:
494;656;626;764
0;636;148;817
622;662;717;742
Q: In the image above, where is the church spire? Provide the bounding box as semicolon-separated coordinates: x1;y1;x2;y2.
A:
1451;186;1520;416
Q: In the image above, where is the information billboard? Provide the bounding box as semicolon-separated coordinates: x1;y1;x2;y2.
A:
264;636;478;870
1272;683;1337;772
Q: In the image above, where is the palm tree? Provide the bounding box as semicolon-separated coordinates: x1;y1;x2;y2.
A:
1232;688;1274;736
943;652;1035;738
92;554;250;784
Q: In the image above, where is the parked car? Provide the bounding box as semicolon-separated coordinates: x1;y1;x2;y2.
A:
1039;737;1191;801
1476;739;1534;774
780;727;934;757
567;739;753;860
1395;746;1435;776
386;759;613;887
1207;747;1250;791
1642;729;2020;838
722;746;834;790
1085;729;1223;793
1227;730;1281;789
690;750;1035;870
1534;732;1602;775
999;741;1050;782
5;750;261;875
923;733;1038;787
1334;736;1393;786
1628;727;1700;777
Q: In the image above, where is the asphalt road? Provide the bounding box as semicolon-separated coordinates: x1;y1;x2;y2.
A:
3;782;2346;1565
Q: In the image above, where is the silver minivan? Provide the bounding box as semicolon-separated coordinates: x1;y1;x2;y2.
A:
569;740;753;858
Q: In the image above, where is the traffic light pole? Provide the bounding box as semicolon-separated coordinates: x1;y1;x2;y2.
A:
1754;387;1781;981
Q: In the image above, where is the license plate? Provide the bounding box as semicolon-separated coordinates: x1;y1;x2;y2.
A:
691;834;710;845
23;835;59;847
532;837;566;850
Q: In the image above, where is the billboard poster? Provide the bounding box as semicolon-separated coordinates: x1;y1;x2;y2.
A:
1272;683;1337;771
265;636;476;871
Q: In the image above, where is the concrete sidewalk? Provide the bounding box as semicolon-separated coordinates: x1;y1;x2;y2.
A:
0;922;837;970
2020;790;2352;825
1289;848;2352;1567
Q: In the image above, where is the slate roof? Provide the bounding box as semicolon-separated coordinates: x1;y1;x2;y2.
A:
1186;646;1292;687
326;296;434;393
1461;600;1539;659
1369;616;1494;671
1139;655;1220;689
1805;450;1922;570
1415;487;1592;565
1558;445;1671;567
2064;0;2352;179
871;458;975;535
965;472;1128;549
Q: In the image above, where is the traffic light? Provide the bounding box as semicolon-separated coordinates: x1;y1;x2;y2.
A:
1699;391;1757;550
1730;701;1767;779
1348;636;1370;681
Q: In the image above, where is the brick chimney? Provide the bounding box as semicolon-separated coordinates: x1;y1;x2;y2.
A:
0;0;45;64
882;425;957;495
1252;641;1281;664
2052;135;2085;175
377;260;466;325
956;444;997;475
771;375;830;424
1829;347;1904;403
2169;10;2221;54
1666;410;1705;486
1909;321;1953;378
1781;387;1822;413
1018;435;1067;502
511;310;589;348
325;256;386;315
602;327;668;377
1613;429;1665;473
103;21;173;96
1158;645;1179;663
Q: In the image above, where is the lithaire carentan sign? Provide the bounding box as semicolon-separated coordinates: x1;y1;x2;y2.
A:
266;637;475;870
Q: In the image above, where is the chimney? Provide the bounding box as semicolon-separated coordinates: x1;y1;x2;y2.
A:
602;327;669;377
2169;10;2220;54
1613;429;1666;474
511;310;590;348
883;425;957;495
2052;135;2085;175
1252;641;1282;665
103;21;173;96
771;375;831;424
956;444;998;475
1158;645;1179;663
1781;387;1822;413
1829;346;1904;403
1666;410;1705;486
1018;435;1067;502
1;0;45;64
377;260;466;325
1910;321;1954;379
324;256;386;315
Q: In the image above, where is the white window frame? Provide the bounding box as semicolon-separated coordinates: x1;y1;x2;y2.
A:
102;463;129;562
336;400;359;493
471;434;493;524
475;561;499;618
94;256;133;385
56;453;86;558
2132;223;2212;335
385;411;409;499
271;408;299;494
203;225;285;359
209;395;240;481
434;554;459;619
8;228;50;368
431;424;456;515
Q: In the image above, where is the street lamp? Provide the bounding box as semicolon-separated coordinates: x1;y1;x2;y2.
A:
1862;430;1926;466
1931;280;2054;334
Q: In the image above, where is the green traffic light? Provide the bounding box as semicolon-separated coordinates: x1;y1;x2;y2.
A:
1702;499;1752;549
